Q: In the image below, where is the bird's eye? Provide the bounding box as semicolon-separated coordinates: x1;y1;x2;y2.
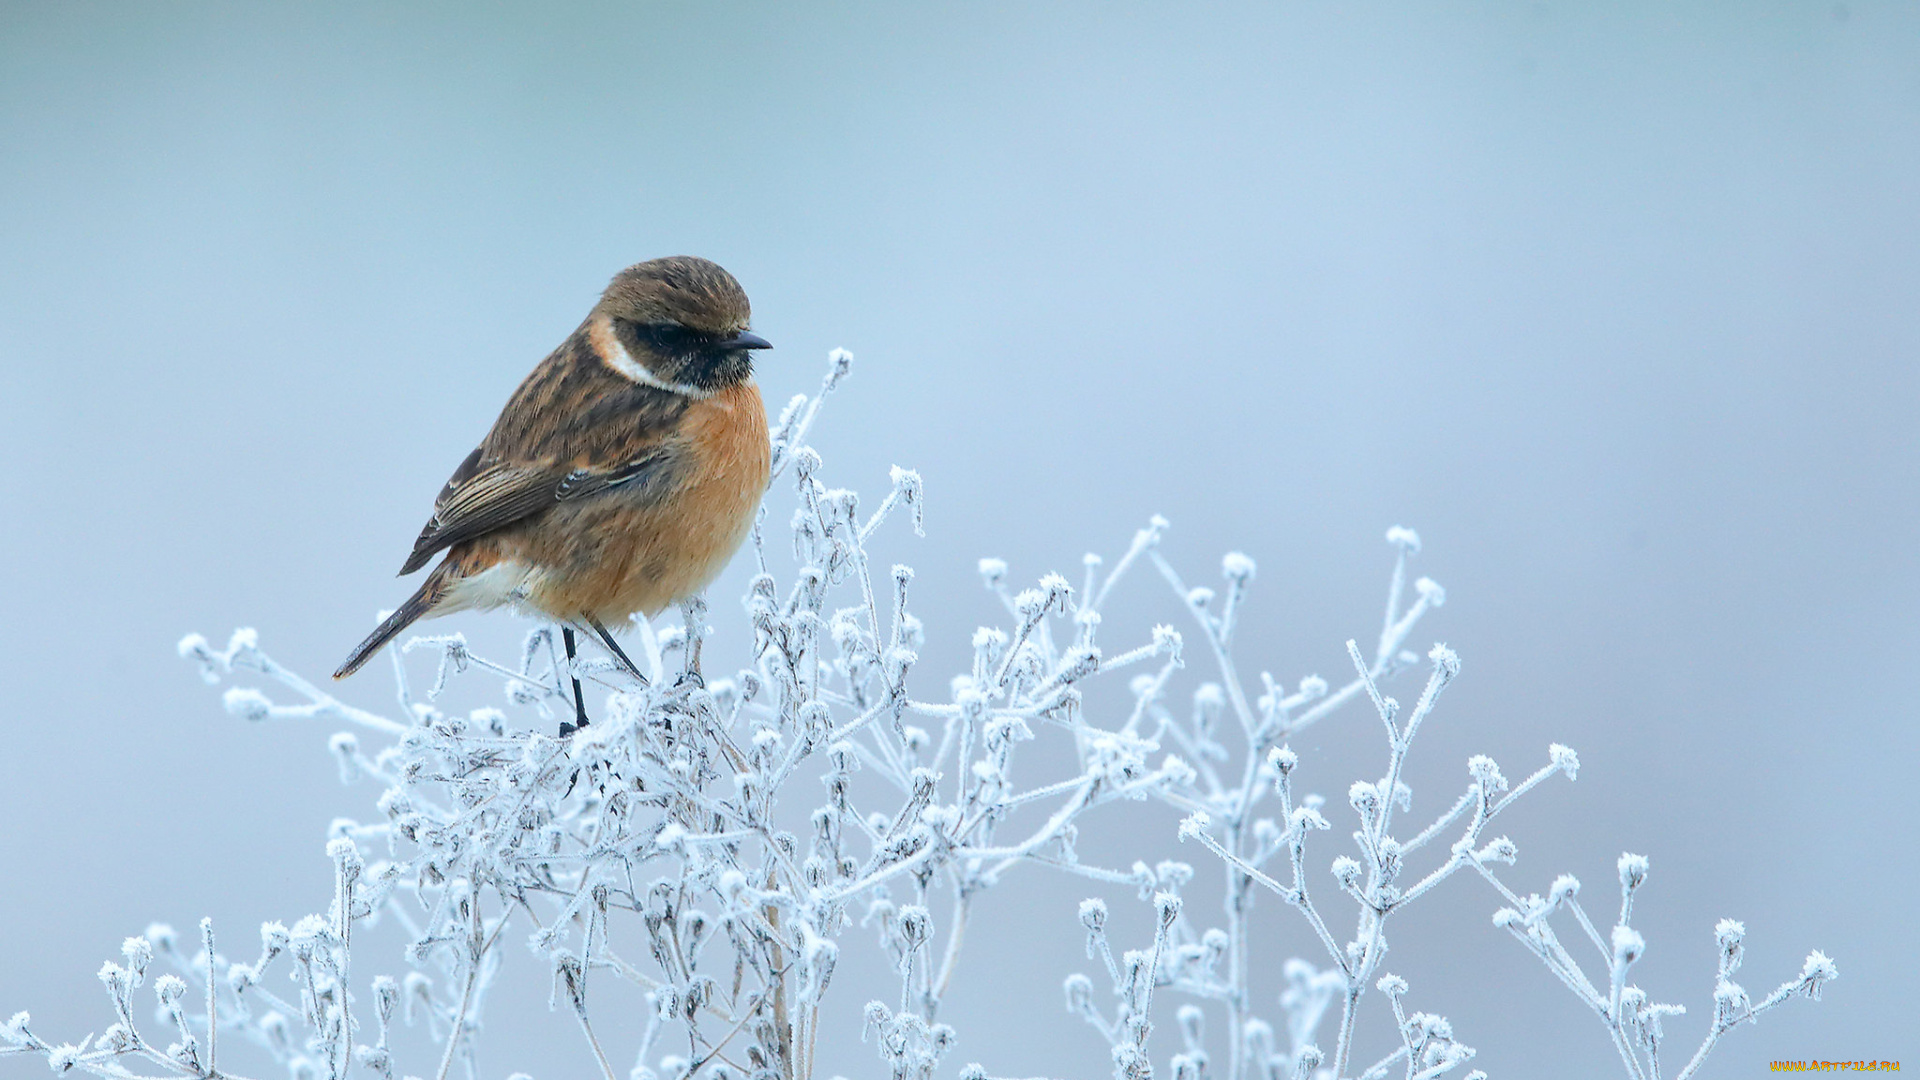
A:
628;321;699;356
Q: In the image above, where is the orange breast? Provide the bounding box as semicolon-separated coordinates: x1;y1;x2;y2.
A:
528;380;770;622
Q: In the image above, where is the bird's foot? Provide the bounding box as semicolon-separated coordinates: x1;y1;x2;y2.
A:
587;617;650;686
673;668;706;692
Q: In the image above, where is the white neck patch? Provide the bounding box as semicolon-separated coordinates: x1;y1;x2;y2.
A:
593;316;712;398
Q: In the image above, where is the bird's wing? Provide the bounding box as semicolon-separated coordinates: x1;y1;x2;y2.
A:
397;446;675;575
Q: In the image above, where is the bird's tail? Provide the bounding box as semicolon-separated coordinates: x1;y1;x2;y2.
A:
333;572;449;679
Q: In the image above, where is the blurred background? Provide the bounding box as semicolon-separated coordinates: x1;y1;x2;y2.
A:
2;2;1915;1077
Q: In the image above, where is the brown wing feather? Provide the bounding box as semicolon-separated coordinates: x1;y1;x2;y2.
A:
398;451;676;574
396;326;690;576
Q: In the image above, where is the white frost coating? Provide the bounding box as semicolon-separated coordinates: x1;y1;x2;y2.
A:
0;348;1833;1080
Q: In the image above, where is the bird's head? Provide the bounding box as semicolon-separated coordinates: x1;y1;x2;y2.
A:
594;256;771;393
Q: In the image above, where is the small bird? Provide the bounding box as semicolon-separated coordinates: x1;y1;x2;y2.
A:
333;257;773;732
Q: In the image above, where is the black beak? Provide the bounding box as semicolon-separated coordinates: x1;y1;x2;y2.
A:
719;330;773;351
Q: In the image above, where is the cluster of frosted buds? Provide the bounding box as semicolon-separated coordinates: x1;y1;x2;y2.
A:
862;1000;956;1080
1154;538;1595;1080
1368;973;1484;1080
1061;890;1184;1080
1486;848;1835;1079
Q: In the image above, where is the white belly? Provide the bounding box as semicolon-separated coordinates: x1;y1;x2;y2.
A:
441;560;550;614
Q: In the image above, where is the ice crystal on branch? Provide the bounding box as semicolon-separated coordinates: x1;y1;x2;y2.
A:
3;353;1833;1080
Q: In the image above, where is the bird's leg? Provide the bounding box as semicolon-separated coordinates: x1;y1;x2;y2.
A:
560;627;589;737
676;595;708;690
587;617;650;686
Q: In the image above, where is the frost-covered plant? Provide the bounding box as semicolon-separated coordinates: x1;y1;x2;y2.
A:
1;351;1832;1080
1060;530;1835;1080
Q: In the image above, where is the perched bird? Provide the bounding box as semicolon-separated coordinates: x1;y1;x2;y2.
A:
333;257;773;731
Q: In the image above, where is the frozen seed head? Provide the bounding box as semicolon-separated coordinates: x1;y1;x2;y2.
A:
224;627;260;658
223;687;272;722
1268;744;1298;774
1617;985;1648;1016
898;905;932;945
121;936;153;975
827;346;853;382
1155;891;1182;926
329;734;362;784
1612;925;1646;967
1192;681;1224;711
177;633;222;684
1713;978;1751;1021
1331;857;1363;889
824;487;858;525
888;467;925;534
799;701;833;745
1014;588;1047;621
1078;898;1108;933
145;924;178;954
1715;918;1746;973
1618;853;1651;892
1177;1002;1204;1041
1059;644;1101;682
1349;781;1382;819
1798;951;1839;997
1376;973;1408;996
1549;743;1580;779
1153;624;1183;661
1178;811;1212;840
977;558;1008;588
372;974;399;1022
1550;875;1581;906
1289;805;1330;835
97;962;130;998
1428;642;1460;676
153;974;187;1004
1064;973;1094;1014
1386;526;1422;552
1467;755;1508;795
1478;836;1518;864
1221;551;1256;583
1414;577;1446;607
1199;929;1229;969
1039;572;1073;607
